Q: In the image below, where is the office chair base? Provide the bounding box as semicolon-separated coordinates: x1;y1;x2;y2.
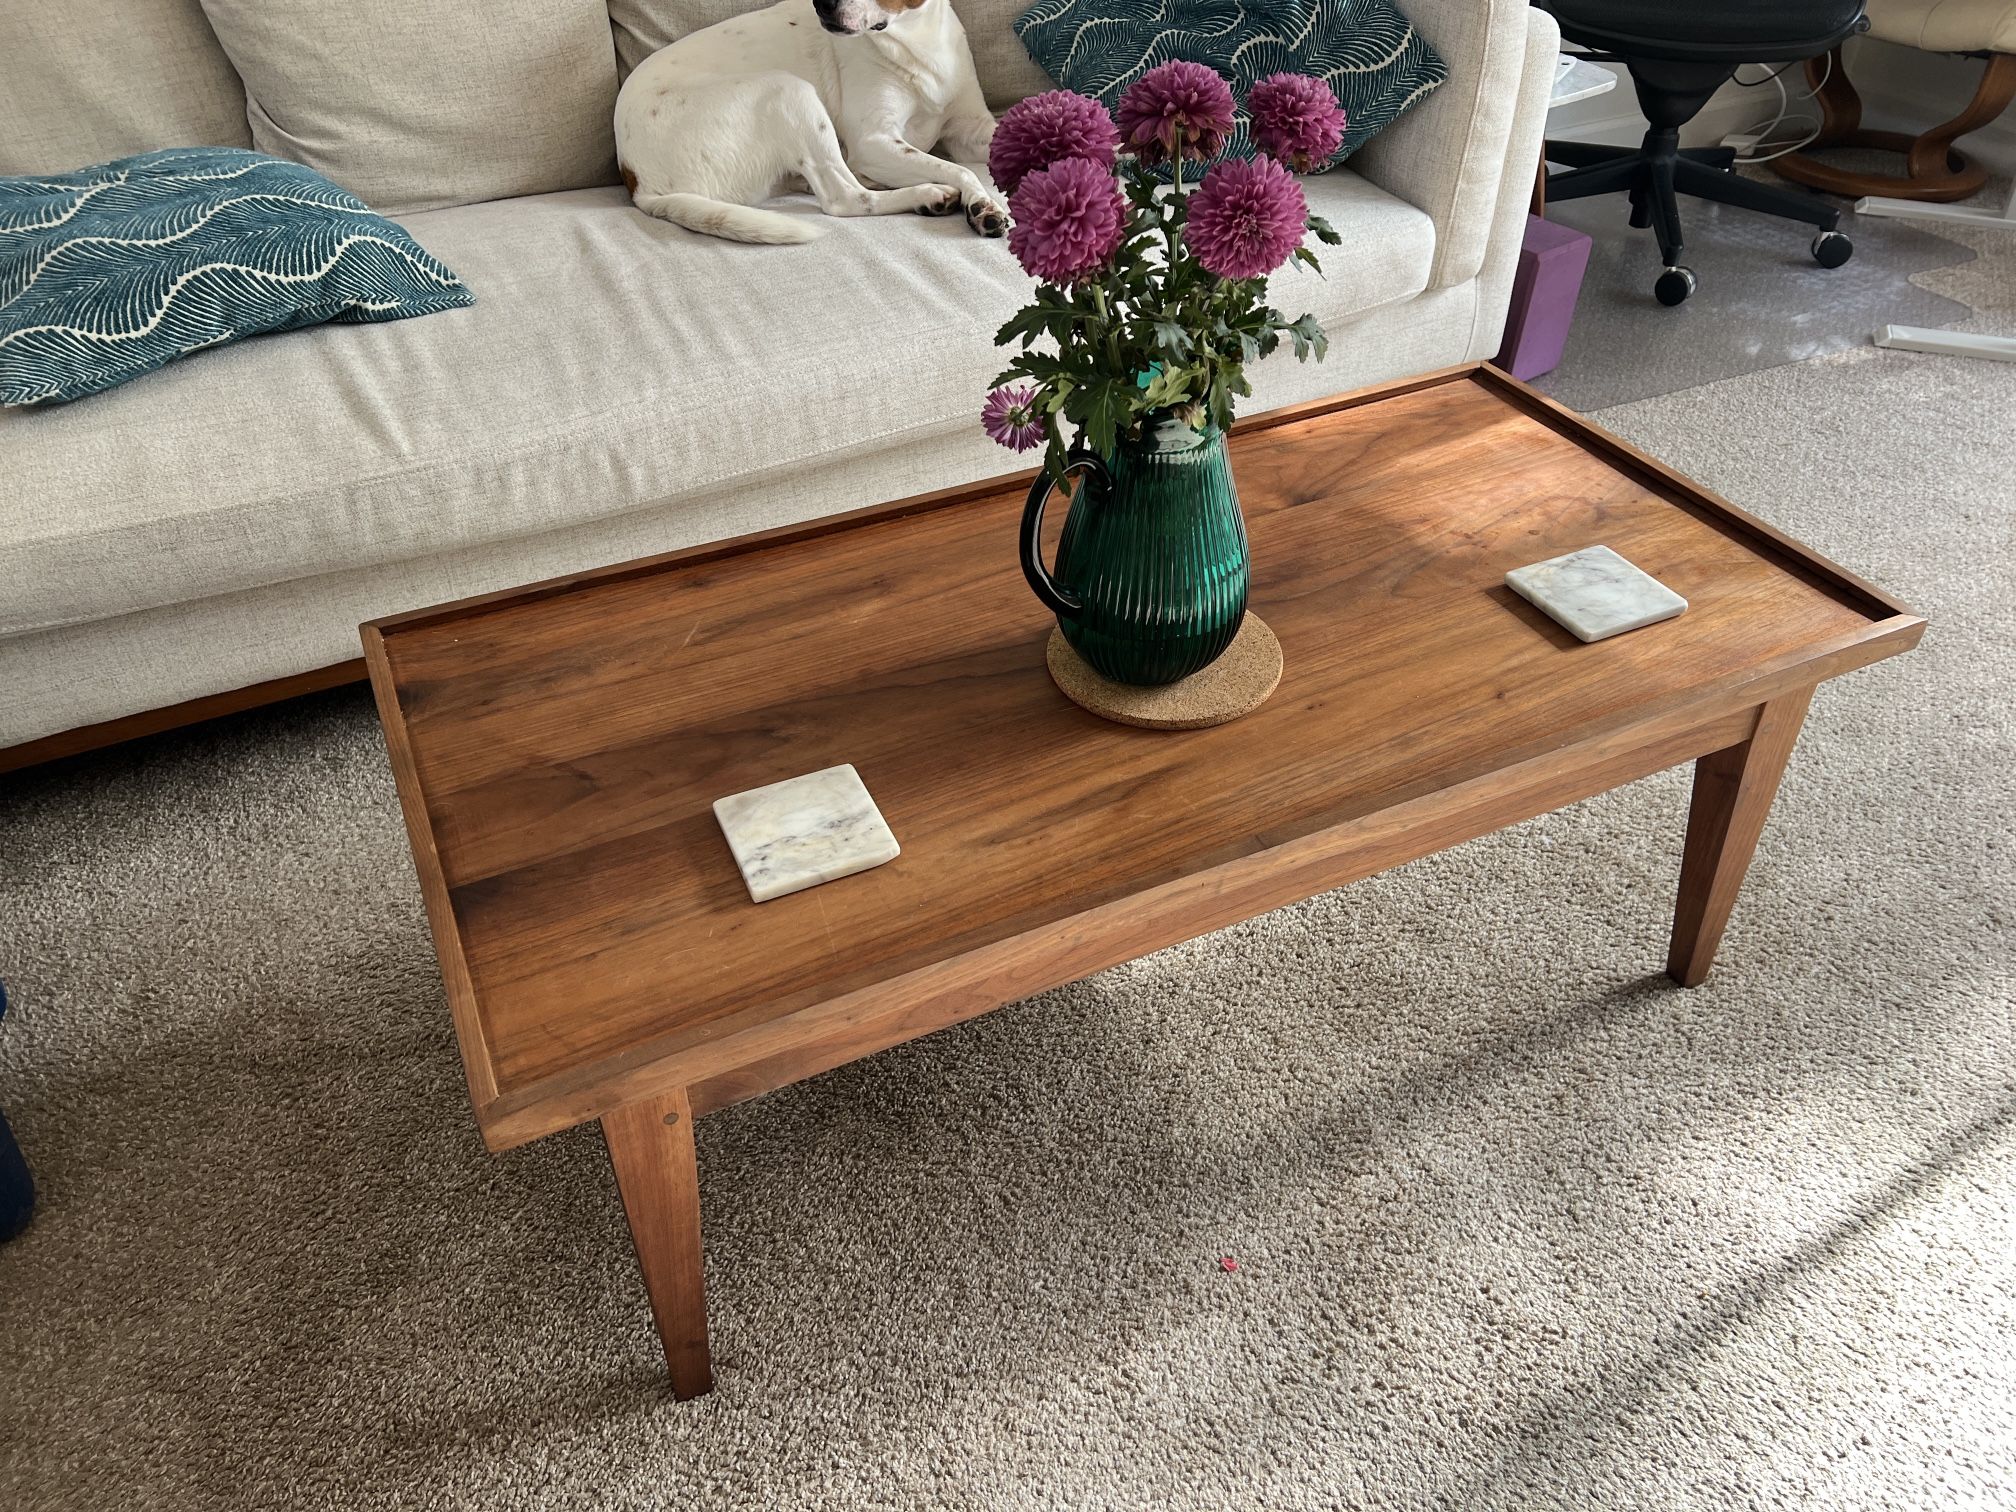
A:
1546;136;1849;302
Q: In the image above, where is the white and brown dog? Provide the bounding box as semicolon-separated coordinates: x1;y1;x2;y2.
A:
615;0;1007;244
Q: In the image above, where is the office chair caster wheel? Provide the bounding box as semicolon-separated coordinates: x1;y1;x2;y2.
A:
1812;230;1853;269
1654;266;1696;306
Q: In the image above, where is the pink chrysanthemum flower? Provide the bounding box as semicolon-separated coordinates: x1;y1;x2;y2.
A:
1007;157;1127;285
988;90;1120;195
1246;72;1348;173
1116;60;1236;164
1184;154;1308;281
982;384;1044;452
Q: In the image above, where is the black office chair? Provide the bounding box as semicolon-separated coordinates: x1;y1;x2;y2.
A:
1539;1;1868;305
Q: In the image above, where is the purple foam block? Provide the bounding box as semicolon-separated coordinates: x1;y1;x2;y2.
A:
1494;214;1594;381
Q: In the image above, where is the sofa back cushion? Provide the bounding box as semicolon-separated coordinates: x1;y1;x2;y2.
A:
0;0;252;176
608;0;1050;108
196;0;621;214
953;0;1055;107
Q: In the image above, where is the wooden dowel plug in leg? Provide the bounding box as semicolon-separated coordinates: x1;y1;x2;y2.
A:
604;1086;713;1399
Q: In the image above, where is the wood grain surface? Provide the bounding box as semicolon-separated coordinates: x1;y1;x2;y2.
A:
365;366;1922;1151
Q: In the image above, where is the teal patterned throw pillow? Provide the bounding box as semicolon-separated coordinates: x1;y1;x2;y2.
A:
0;148;471;406
1013;0;1447;170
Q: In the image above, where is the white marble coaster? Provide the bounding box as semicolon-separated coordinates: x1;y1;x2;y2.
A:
713;764;899;904
1505;545;1687;643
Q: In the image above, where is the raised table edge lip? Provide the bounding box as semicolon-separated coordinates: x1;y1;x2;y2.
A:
360;363;1926;1152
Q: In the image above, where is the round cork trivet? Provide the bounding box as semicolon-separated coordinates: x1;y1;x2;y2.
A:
1046;613;1282;730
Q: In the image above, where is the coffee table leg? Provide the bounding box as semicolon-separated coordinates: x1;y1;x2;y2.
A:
602;1086;713;1399
1667;688;1815;988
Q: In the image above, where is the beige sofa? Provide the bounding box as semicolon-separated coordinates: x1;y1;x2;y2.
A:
0;0;1559;760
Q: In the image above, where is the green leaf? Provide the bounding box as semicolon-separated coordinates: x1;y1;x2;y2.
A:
1148;318;1194;357
1043;432;1068;486
1306;213;1342;246
1138;362;1192;410
993;303;1081;351
1206;373;1236;434
1285;312;1328;363
1081;379;1129;458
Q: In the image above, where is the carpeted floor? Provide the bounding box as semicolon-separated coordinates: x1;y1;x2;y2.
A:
1537;169;1978;411
3;196;2014;1511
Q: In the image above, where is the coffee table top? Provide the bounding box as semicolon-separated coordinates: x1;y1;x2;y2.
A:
364;366;1920;1151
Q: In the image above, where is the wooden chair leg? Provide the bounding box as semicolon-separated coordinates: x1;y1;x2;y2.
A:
1667;690;1813;988
1776;51;2016;203
1807;48;1863;145
604;1086;714;1399
1909;52;2016;183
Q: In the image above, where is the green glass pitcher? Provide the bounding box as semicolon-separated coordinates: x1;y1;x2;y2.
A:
1020;416;1249;687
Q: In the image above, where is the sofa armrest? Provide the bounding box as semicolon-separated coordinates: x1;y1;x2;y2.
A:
1349;0;1561;291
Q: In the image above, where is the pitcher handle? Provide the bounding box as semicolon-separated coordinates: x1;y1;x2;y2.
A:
1020;450;1107;618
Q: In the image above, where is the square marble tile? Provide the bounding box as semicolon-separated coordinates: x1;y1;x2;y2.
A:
713;764;900;904
1505;544;1687;643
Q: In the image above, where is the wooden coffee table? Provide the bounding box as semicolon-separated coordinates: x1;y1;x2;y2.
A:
363;365;1921;1398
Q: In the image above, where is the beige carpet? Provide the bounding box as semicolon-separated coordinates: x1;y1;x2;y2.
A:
4;228;2014;1511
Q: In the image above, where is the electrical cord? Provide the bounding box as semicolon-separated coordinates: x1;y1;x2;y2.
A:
1733;60;1800;88
1729;53;1832;164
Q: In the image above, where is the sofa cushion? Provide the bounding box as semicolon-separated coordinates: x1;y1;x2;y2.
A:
195;0;620;214
609;0;1053;106
0;173;1433;639
0;0;252;177
0;150;473;407
954;0;1061;107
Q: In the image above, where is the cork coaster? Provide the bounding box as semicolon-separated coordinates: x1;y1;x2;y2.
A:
1046;613;1283;730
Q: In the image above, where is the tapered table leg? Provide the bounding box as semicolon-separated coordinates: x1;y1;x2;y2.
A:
1667;689;1815;987
603;1086;713;1398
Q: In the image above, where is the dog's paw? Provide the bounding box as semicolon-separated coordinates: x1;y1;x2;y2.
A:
914;186;962;217
965;197;1010;238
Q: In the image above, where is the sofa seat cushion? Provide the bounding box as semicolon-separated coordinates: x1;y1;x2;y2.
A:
0;172;1433;640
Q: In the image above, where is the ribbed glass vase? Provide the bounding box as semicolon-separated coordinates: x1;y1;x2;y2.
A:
1020;416;1249;686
